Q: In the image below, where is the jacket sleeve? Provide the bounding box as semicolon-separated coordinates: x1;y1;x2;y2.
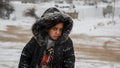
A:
62;38;75;68
18;37;35;68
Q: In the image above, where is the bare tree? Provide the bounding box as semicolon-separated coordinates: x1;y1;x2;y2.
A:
24;8;39;19
0;1;14;19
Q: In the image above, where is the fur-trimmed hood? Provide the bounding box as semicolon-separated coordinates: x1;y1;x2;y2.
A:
32;7;73;45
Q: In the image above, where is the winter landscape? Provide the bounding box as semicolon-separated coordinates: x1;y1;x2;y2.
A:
0;0;120;68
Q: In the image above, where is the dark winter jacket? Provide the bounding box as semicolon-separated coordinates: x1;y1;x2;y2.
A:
18;7;75;68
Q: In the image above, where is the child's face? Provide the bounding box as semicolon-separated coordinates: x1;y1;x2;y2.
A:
48;23;63;40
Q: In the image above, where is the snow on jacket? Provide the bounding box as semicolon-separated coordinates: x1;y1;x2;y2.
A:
18;7;75;68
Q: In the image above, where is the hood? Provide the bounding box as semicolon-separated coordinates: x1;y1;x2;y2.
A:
32;7;73;45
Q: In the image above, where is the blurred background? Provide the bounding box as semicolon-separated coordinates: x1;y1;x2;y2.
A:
0;0;120;68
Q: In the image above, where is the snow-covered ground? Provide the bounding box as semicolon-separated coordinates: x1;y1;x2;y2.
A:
0;1;120;68
72;17;120;36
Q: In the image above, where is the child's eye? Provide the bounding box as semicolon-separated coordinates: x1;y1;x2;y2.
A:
52;27;57;31
60;28;63;32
